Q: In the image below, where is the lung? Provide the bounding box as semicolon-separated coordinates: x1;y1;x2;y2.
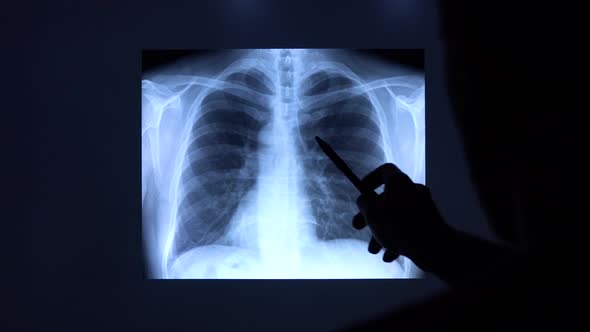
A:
172;67;275;258
296;69;387;241
172;53;389;256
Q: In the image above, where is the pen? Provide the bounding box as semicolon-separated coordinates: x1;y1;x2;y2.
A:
314;136;376;197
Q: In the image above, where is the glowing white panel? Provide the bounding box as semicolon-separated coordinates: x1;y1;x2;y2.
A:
142;49;425;279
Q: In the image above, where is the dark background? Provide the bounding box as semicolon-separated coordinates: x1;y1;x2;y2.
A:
143;50;216;72
353;49;425;71
31;1;496;331
142;49;425;73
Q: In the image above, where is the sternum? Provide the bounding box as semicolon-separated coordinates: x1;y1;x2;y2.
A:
254;102;301;275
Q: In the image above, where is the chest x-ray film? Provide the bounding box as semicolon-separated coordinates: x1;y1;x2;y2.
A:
142;49;425;279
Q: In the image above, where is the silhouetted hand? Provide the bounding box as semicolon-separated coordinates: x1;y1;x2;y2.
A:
353;163;452;265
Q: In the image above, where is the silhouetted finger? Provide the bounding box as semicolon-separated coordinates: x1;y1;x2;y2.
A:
368;237;382;254
352;212;367;230
356;193;377;214
382;249;400;262
361;163;404;191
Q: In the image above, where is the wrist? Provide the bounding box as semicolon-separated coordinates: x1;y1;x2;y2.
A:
406;222;458;274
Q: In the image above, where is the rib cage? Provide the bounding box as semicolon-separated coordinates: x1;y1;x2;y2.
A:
142;49;425;278
175;55;388;255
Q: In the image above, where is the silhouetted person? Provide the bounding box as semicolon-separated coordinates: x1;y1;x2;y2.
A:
343;2;585;330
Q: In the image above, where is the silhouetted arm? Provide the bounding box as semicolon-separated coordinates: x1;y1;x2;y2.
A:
353;163;525;288
409;226;523;288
